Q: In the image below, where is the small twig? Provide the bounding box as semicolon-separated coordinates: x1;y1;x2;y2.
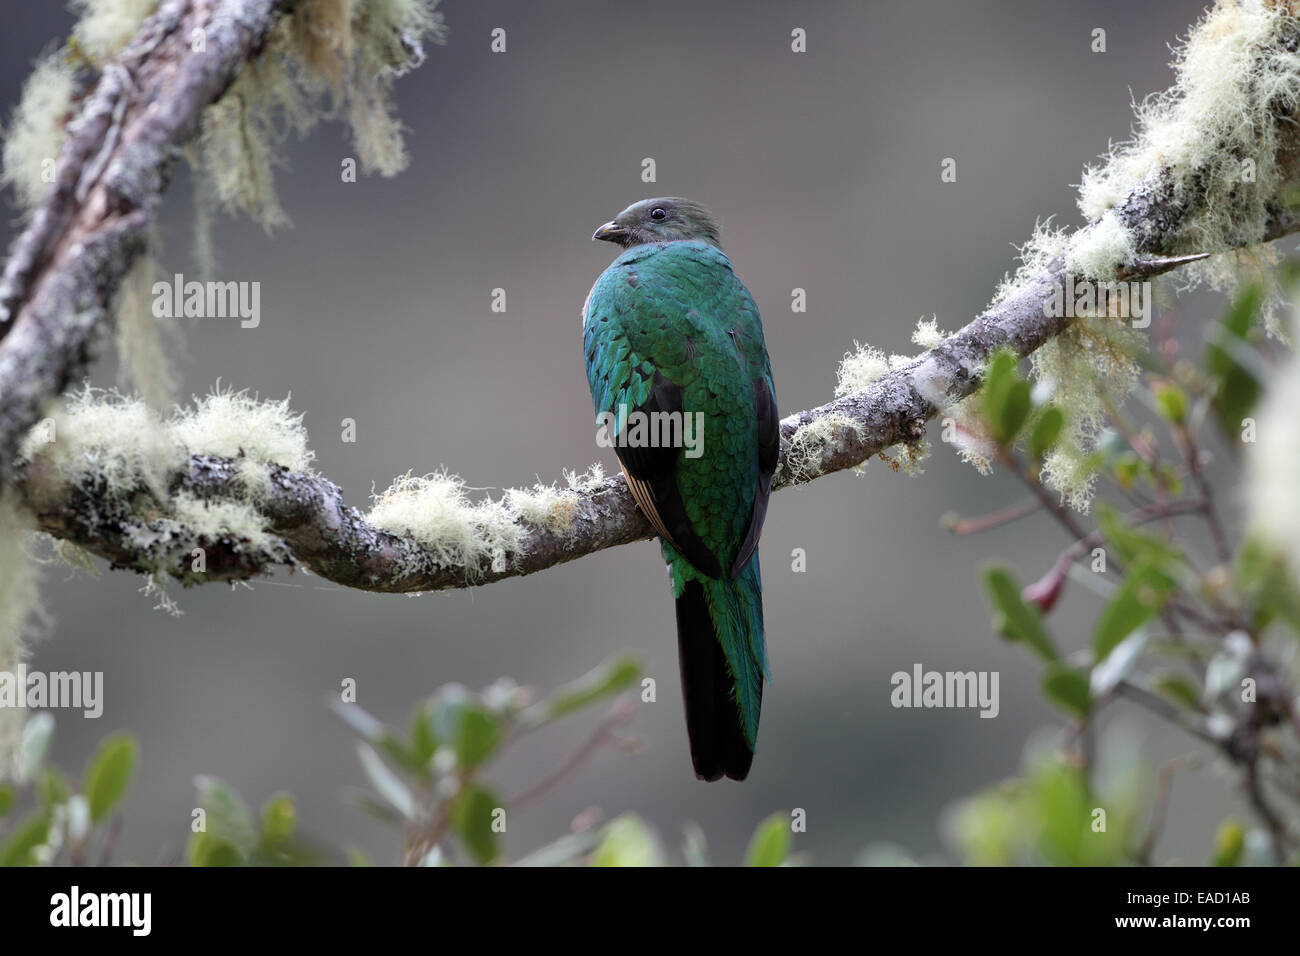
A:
1174;423;1232;567
1114;681;1219;746
1136;755;1189;865
998;447;1091;543
509;696;640;810
946;496;1041;536
1244;756;1290;866
97;814;123;867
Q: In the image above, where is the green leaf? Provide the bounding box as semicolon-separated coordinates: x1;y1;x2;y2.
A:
408;701;439;767
511;829;605;867
260;792;297;845
981;351;1031;444
357;744;417;820
945;788;1021;866
16;713;54;784
380;739;430;778
1206;284;1263;436
1094;560;1176;661
1095;503;1182;569
1211;818;1245;867
996;381;1031;445
188;776;257;866
1029;407;1064;459
1090;631;1147;696
0;809;52;866
451;784;502;865
1043;664;1092;718
1112;453;1142;490
1218;284;1262;353
743;813;792;867
38;769;70;808
1236;536;1300;636
591;814;661;867
345;790;406;826
1031;761;1100;865
83;733;137;824
454;706;503;771
1152;382;1187;424
529;655;642;726
331;700;387;742
334;702;430;777
0;784;14;817
982;564;1058;661
189;835;244;867
346;846;372;867
1153;672;1203;711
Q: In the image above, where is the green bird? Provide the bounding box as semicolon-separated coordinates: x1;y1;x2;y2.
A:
583;198;778;781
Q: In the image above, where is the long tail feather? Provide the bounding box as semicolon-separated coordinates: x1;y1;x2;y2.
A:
673;555;766;781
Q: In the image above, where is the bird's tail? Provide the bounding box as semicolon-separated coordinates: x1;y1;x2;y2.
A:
671;553;768;781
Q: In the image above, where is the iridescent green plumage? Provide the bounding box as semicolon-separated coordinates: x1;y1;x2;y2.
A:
584;198;777;781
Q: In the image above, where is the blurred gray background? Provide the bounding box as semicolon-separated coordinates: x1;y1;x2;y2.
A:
1;0;1257;864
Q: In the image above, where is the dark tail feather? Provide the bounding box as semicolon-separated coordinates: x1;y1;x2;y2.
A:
675;580;758;781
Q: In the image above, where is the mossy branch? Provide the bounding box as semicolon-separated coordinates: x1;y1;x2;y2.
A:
0;0;295;486
5;1;1300;594
13;198;1297;595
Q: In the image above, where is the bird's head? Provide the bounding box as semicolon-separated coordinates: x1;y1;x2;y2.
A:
592;197;721;250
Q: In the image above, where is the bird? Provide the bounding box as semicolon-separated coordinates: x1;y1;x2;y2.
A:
583;197;778;781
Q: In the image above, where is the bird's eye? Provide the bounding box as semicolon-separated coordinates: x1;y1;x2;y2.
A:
650;207;668;221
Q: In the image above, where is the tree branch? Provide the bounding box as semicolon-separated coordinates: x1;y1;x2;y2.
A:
14;196;1299;593
0;0;293;484
5;2;1300;595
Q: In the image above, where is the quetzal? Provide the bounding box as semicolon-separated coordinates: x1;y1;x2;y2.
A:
583;198;778;781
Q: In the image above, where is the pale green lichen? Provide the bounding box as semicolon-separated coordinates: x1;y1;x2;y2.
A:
989;219;1070;309
233;458;276;502
780;413;862;484
115;252;178;411
1031;317;1143;512
944;393;996;476
911;316;949;350
1078;0;1300;335
21;385;314;528
196;84;292;232
193;0;446;234
22;387;179;501
893;438;931;476
71;0;159;62
0;52;78;211
169;387;315;474
53;540;100;577
563;462;606;493
503;482;579;535
171;492;276;550
368;471;524;577
1064;211;1136;281
0;493;44;778
972;208;1143;507
835;343;913;398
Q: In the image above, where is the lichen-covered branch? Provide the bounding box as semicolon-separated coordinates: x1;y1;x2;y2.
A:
13;195;1298;596
0;0;300;486
6;0;1300;596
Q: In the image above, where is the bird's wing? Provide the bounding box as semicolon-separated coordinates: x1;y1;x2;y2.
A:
584;246;724;578
585;242;774;580
730;374;779;577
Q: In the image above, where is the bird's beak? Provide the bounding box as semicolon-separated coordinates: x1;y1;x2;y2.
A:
592;221;628;243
